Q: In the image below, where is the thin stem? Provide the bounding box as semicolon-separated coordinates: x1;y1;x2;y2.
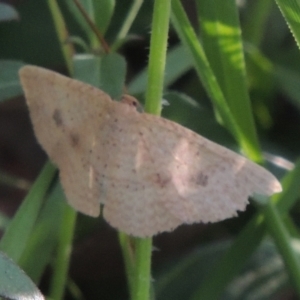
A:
127;0;172;299
132;237;153;300
145;0;172;115
115;0;144;43
49;204;77;300
119;232;136;299
73;0;110;53
47;0;74;74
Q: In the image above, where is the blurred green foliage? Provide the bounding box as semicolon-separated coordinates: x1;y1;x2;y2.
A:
1;0;300;299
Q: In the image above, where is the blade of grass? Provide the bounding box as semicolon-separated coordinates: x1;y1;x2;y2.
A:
196;0;262;161
47;0;74;74
93;0;115;35
19;183;65;283
49;203;77;300
0;161;56;262
113;0;144;49
119;233;136;299
171;0;256;159
275;0;300;50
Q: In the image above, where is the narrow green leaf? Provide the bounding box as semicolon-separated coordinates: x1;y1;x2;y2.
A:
19;183;65;283
64;0;92;37
0;161;56;262
93;0;115;34
197;0;262;160
113;0;143;48
275;0;300;50
0;251;44;300
47;0;74;74
99;52;126;99
49;204;77;300
171;0;256;159
73;54;101;87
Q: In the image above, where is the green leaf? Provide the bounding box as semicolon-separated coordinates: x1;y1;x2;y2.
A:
0;60;25;102
0;251;44;300
0;162;56;262
73;54;101;87
19;183;65;283
64;0;93;42
171;0;257;160
99;52;126;99
196;0;262;160
93;0;115;34
275;0;300;50
0;3;19;22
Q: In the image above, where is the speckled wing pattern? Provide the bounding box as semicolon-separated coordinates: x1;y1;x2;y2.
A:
19;66;282;237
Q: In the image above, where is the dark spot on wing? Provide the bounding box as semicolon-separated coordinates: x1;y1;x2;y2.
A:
155;173;170;188
70;133;80;147
53;109;63;126
195;172;209;187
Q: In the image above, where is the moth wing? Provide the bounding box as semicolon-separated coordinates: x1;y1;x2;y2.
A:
19;66;113;216
136;114;282;224
77;101;182;236
102;107;282;236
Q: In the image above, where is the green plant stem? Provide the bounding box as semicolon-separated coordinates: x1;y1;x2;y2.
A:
132;237;153;300
49;204;77;300
72;0;109;53
116;0;144;43
119;233;136;299
0;161;56;262
126;0;172;299
263;201;300;296
145;0;171;115
47;0;74;74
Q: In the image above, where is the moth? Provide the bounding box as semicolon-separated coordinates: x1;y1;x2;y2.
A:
19;66;282;237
